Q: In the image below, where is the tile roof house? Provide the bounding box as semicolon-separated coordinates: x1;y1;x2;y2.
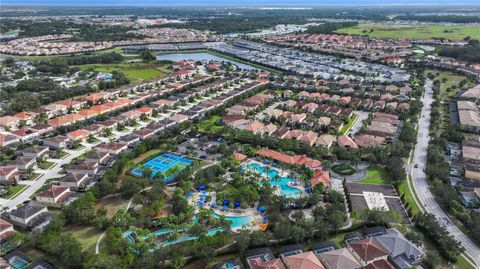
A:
0;116;20;130
0;166;21;185
282;251;325;269
169;113;190;123
316;134;336;149
10;128;39;143
318;248;362;269
84;151;111;165
354;135;385;148
0;219;16;254
297;131;318;147
347;238;389;266
8;156;36;171
0;134;19;147
59;173;92;191
35;185;77;208
43;135;69;150
310;169;331;189
245;248;285;269
14;112;37;126
317;117;331;127
96;142;128;155
7;201;52;230
337;135;358;149
66;129;90;142
256;149;322;170
374;228;424;269
272;126;291;139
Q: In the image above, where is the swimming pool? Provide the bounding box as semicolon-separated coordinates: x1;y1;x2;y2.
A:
214;213;254;229
246;163;303;198
10;258;28;269
131;153;192;182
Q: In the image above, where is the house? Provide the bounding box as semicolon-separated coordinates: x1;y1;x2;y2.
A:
43;135;69;150
244;121;265;135
310;170;331;189
245;248;284;269
10;128;39;143
337;135;358;149
354;135;385;148
59;173;92;191
366;122;397;139
0;134;19;147
259;124;278;136
84;151;111;165
282;251;325;269
21;146;49;160
35;185;77;208
66;129;90;142
169;113;190;123
316;134;336;149
0;116;19;130
43;103;68;115
134;128;156;140
57;99;84;110
0;219;17;255
14;112;37;126
118;135;140;147
278;244;304;257
7;201;52;230
465;164;480;181
318;248;362;269
97;142;128;155
66;161;98;176
0;166;21;185
374;228;424;269
347;238;389;266
8;156;36;171
317;117;331;127
297;131;318;147
29;123;54;136
272;126;290;139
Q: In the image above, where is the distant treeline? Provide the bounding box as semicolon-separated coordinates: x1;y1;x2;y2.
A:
35;53;124;75
438;40;480;63
305;22;359;34
395;15;480;24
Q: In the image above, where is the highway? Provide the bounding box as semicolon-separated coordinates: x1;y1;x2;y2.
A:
410;79;480;268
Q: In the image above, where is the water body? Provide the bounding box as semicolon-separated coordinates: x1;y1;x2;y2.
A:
156;52;260;71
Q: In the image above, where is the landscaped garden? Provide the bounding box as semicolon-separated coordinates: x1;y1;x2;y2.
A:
331;163;356;175
358;166;391;185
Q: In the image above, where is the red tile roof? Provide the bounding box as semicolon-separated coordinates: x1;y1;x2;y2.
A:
348;238;389;263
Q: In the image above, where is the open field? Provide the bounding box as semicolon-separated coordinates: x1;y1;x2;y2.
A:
399;178;422;216
336;24;480;40
95;194;130;217
66;225;103;253
358;166;391;185
80;61;170;83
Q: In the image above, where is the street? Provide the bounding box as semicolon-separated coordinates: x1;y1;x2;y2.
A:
411;79;480;267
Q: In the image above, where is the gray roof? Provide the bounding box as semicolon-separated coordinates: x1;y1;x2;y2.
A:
318;248;361;269
9;202;46;220
375;228;424;268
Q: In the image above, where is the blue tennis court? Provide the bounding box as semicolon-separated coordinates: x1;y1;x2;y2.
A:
132;153;192;182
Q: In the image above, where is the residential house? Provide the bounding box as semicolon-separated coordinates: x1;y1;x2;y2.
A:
0;116;19;130
97;142;128;155
14;112;37;126
21;146;49;160
7;201;52;230
66;129;90;142
0;166;21;185
66;161;98;176
8;156;36;171
310;170;331;189
316;134;336;149
35;185;77;208
0;219;17;255
364;259;396;269
118;135;140;147
245;248;285;269
354;135;385;148
374;228;424;269
337;135;358;149
0;134;19;147
84;151;111;165
59;173;92;191
43;135;69;150
282;251;325;269
318;248;362;269
10;128;39;143
347;238;389;266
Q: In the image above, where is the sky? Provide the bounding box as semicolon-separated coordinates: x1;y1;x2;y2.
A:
3;0;480;5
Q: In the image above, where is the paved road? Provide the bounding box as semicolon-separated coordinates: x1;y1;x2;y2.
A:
348;110;368;136
410;79;480;268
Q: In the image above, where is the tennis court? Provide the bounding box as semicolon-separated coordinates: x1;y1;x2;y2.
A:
131;153;192;182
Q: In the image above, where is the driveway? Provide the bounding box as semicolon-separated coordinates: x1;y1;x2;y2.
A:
410;79;480;267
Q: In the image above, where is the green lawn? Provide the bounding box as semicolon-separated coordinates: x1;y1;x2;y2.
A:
50;150;69;159
80;62;170;83
66;225;103;253
38;161;55;170
399;178;422;216
358;166;391;185
336;24;480;40
197;115;224;133
339;114;358;135
4;184;27;199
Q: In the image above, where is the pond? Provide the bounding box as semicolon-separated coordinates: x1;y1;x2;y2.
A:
156;52;260;71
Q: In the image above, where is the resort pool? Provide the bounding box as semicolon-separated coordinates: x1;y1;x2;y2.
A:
131;153;192;182
214;213;254;229
245;163;303;198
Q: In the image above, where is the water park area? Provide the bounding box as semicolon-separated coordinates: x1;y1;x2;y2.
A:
242;160;305;198
131;153;192;182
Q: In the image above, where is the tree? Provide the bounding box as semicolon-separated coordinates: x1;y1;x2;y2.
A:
104;226;128;255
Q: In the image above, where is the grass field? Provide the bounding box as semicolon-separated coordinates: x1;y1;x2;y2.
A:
95;194;130;217
336;24;480;40
66;225;103;253
197;115;224;133
80;61;170;83
132;149;163;164
399;178;422;216
358;166;391;185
